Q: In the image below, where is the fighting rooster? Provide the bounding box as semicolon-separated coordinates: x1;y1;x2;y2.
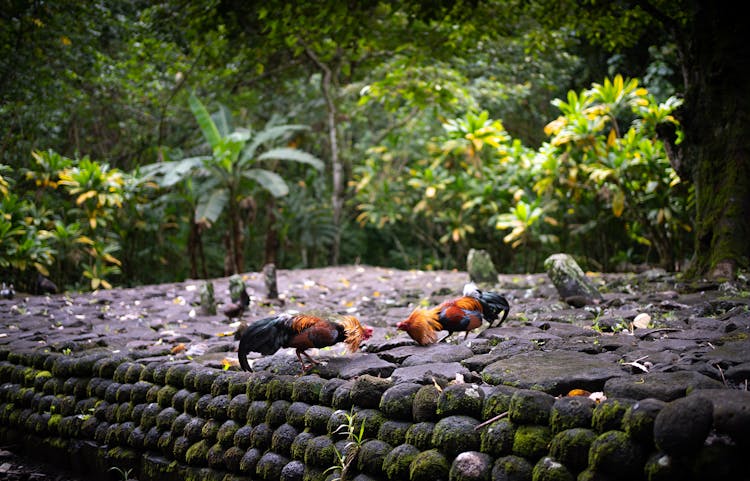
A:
396;282;510;345
237;313;373;372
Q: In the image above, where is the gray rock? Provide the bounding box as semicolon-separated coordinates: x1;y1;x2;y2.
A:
483;350;623;394
603;371;724;401
400;344;475;367
654;395;713;455
703;339;750;364
690;389;750;446
390;362;472;384
544;253;603;306
467;248;499;283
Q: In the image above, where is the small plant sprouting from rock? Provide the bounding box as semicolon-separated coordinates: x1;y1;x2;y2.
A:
108;466;134;481
325;408;366;481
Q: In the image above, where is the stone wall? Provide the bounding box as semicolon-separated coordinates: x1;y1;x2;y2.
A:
0;347;747;481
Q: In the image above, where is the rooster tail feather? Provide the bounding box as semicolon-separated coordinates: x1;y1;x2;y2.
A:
479;292;510;325
238;315;290;371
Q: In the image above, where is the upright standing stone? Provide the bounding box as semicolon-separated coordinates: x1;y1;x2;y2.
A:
544;253;602;306
467;249;499;284
263;263;278;299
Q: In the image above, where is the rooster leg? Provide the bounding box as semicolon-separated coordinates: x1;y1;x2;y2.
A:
296;349;320;372
438;332;452;343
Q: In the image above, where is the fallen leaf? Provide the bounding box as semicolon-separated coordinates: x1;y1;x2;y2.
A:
633;313;651;329
171;343;186;354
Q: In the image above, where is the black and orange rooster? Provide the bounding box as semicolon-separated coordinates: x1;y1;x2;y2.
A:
396;282;510;345
238;313;374;372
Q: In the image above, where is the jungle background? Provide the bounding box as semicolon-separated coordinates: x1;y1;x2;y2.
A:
1;0;747;293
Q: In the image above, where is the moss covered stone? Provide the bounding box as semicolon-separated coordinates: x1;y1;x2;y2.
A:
171;412;192;434
183;416;207;442
304;434;336;467
266;399;291;427
157;429;176;456
216;419;239;446
206;441;225;469
251;422;274;450
246;371;274;400
353;408;386;439
327;408;351;437
286;401;311;429
548;428;597;474
201;418;222;442
207;393;231;420
492;454;533;481
146;384;161;404
379;382;422;421
591;398;634;433
410;449;449;481
270;422;299;456
382;443;419;480
332;380;355;409
437;383;485;418
139;402;161;430
587;430;644;479
354;439;390;477
104;381;121;403
512;424;552;461
223;445;245;473
128;425;146;449
643;452;682;481
292;375;327;403
156;406;179;430
131;381;153;404
532;456;574;481
266;375;296;401
195;393;214;418
210;372;235;396
305;404;334;434
233;424;253;449
377;419;412;446
164;364;194;388
150;360;172;385
622;398;665;444
185;439;210;466
193;368;219;394
156;385;179;409
405;421;435;450
113;361;136;383
290;431;316;460
412;384;440;422
432;415;480;457
257;451;290;480
508;389;555;426
247;400;270;425
449;450;493;481
351;374;393;409
227;371;251;397
280;459;305;481
239;447;262;474
550;396;595;433
479;418;515;457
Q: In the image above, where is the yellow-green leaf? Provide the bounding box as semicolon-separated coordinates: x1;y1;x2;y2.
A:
612;190;625;217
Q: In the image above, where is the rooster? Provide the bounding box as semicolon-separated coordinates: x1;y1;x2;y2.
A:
396;282;509;345
237;313;373;372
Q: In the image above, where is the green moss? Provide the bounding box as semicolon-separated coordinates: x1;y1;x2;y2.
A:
588;430;644;479
304;434;336;467
290;431;316;460
353;408;386;440
223;445;245;473
185;439;210;466
512;424;552;461
240;447;262;474
550;396;595;433
331;381;354;410
193;368;219;394
251;422;274;451
217;419;239;446
46;413;63;434
437;383;484;418
206;442;225;469
643;452;682;481
271;422;298;456
201;418;222;442
156;385;179;409
508;389;555;425
491;455;533;481
622;398;665;444
351;374;394;409
591;399;634;433
207;394;230;420
532;457;574;481
286;401;311;429
377;420;412;446
266;375;295;401
410;449;449;481
383;443;419;480
210;372;233;396
305;404;334;434
379;382;422;421
549;428;597;474
247;400;270;425
266;399;291;427
480;418;516;457
227;393;250;422
292;375;327;403
356;439;392;477
432;415;480;457
412;384;440;422
405;422;435;450
233;424;253;450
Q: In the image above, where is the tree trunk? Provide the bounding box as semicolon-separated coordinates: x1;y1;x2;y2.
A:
678;1;750;279
264;197;279;266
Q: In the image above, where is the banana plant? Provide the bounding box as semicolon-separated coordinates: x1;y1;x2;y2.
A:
142;92;324;274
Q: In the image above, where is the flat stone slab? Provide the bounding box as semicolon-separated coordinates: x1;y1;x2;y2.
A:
603;370;724;401
482;350;624;394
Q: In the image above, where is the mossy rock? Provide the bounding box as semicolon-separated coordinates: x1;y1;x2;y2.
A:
286;401;311;429
223;445;245;473
146;384;161;404
131;381;154;404
157;429;176;456
103;381;121;403
165;363;194;388
115;401;134;423
193;368;219;394
206;441;226;469
251;422;274;450
412;384;440;422
256;451;290;480
156;406;179;430
351;374;394;409
182;391;201;415
171;434;191;462
432;415;480;457
405;421;435;450
233;424;254;449
183;416;207;442
201;418;222;442
185;439;210;466
449;450;493;481
290;431;316;460
587;430;644;479
217;419;239;446
271;422;299;456
79;414;100;439
642;452;683;481
327;409;351;438
622;398;665;444
247;400;270;425
51;356;75;378
42;377;65;395
377;420;412;446
479;417;515;457
239;447;262;474
139;402;161;430
304;434;336;467
320;378;347;405
409;449;449;481
280;459;305;481
357;439;392;477
332;381;355;409
171;412;193;434
548;428;597;475
54;394;76;416
150;361;172;385
382;443;419;480
57;414;83;437
353;408;386;439
305;404;334;434
531;456;574;481
73;352;109;377
138;363;155;383
512;424;552;461
246;371;274;400
207;394;231;420
292;375;327;403
143;426;161;450
227;393;250;422
550;396;595;433
227;371;252;397
124;362;145;383
195;393;214;418
591;398;635;433
266;375;296;401
379;382;422;421
653;395;713;456
127;425;146;449
87;377;104;398
113;361;136;383
508;389;555;425
210;372;236;396
266;399;291;427
156;385;180;409
437;383;484;418
491;454;533;481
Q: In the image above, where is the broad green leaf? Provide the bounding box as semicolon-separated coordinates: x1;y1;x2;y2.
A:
243;169;289;197
257;148;325;171
195;188;229;224
243;124;310;160
188;93;221;148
